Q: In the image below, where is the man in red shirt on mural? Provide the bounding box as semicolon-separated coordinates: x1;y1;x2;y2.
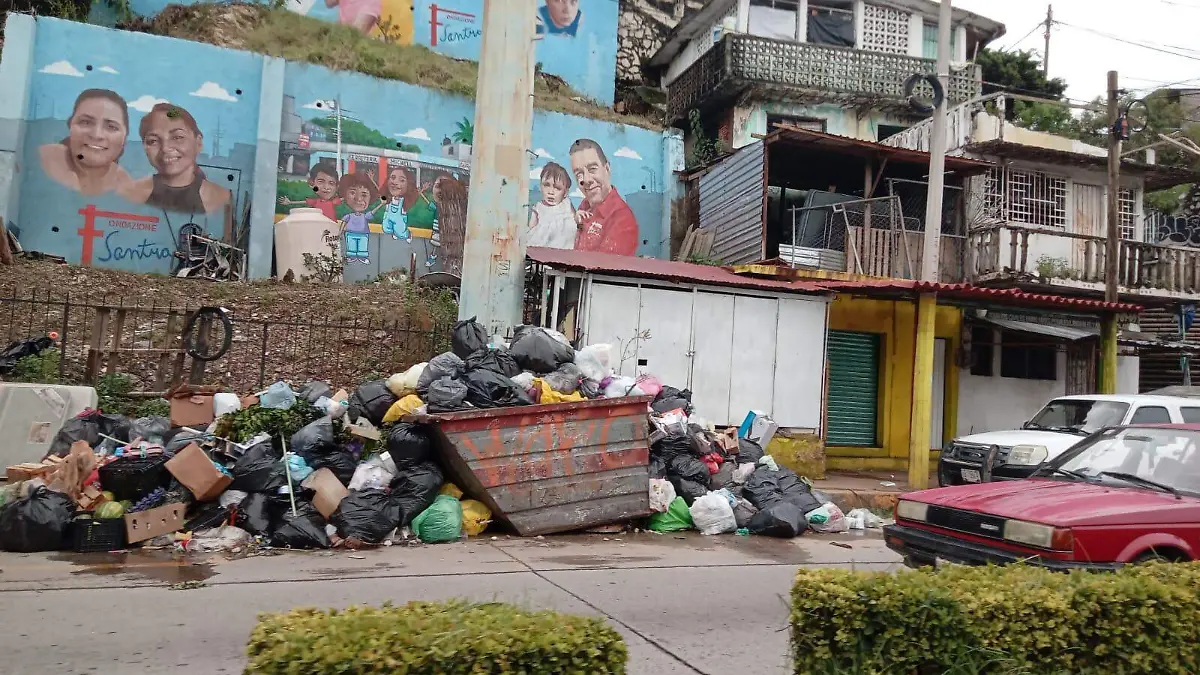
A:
569;139;639;256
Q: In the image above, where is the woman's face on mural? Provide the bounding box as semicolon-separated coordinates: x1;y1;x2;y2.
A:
68;97;127;169
431;177;445;201
546;0;579;28
540;177;567;206
388;170;409;198
142;111;201;183
345;185;373;212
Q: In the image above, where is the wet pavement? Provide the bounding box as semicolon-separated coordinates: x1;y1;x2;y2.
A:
0;529;901;674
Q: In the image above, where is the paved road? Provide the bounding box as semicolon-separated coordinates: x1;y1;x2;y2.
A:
0;530;901;674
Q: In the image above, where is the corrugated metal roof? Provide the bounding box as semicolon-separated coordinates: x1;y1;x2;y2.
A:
982;317;1096;341
813;278;1144;313
699;141;765;265
766;126;995;174
965;139;1200;191
526;248;828;295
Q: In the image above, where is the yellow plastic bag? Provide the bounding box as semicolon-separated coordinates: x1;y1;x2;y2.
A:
382;395;424;424
439;482;464;499
533;379;585;404
461;499;492;536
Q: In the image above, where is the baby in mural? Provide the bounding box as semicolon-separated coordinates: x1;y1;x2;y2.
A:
278;163;342;221
381;166;417;242
338;172;383;264
525;162;577;250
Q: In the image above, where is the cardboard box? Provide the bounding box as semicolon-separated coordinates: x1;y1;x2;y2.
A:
168;386;221;428
165;443;232;501
302;468;348;519
738;410;779;448
124;502;186;543
716;427;740;453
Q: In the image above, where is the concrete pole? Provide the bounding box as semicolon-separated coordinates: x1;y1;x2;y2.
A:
908;292;937;490
459;0;537;340
919;0;953;282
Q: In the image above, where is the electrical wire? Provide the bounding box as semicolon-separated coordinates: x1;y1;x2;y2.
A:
1053;20;1200;63
998;21;1045;53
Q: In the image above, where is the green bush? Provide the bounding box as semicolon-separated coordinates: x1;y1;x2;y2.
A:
791;563;1200;675
6;351;61;384
245;600;628;674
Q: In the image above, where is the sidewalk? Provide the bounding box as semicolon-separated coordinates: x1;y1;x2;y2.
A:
812;470;937;513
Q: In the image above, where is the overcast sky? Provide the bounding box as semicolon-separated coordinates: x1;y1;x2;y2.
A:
955;0;1200;103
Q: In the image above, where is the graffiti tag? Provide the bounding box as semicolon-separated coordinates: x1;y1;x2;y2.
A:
1153;214;1200;248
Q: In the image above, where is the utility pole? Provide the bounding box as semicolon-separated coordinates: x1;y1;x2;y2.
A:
919;0;952;282
1101;70;1122;394
459;0;537;340
1042;5;1052;75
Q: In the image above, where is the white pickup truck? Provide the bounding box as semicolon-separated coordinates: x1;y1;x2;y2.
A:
938;394;1200;486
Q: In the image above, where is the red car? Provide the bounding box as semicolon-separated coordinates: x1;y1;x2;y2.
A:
885;424;1200;569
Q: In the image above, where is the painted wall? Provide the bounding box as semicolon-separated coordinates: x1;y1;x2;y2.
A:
730;101;919;147
824;296;961;472
955;326;1067;436
4;17;262;274
122;0;619;105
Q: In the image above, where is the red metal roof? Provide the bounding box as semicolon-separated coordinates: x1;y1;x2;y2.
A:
815;278;1144;313
526;247;828;295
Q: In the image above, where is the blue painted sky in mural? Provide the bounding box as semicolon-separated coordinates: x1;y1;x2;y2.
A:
16;18;262;273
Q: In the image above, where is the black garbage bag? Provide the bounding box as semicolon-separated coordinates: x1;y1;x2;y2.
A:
452;317;489;359
748;502;807;538
710;462;735;490
185;503;230;532
331;489;401;543
426;377;470;412
129;416;171;445
385;423;433;468
652;434;692;461
0;487;75;552
742;466;823;514
652;386;693;414
347;380;397;427
418;352;466;395
736;439;765;466
464;347;520;378
291;418;338;463
45;411;133;459
732;498;758;529
0;336;54;374
269;502;330;549
235;492;280;536
668;476;709;506
307;450;358;486
389;460;444;527
666;454;709;485
462;369;532;409
296;381;334;404
230;440;287;493
649;455;668;479
509;326;574;374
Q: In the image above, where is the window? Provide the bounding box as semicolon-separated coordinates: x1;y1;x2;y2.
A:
1130;406;1172;424
768;114;826;133
861;4;910;54
807;1;854;47
1029;399;1129;435
921;22;959;60
983;167;1068;229
877;124;908;142
969;326;994;377
1118;188;1137;240
749;0;799;41
1000;332;1057;380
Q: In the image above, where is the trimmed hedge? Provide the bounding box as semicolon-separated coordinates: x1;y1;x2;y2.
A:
245;600;627;674
791;563;1200;675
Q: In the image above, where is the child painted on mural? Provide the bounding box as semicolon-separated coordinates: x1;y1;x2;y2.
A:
338;172;383;264
536;0;581;37
381;166;417;242
278;163;342;221
406;173;443;268
525;162;577;250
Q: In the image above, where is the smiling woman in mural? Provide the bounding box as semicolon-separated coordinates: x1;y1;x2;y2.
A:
570;138;638;256
537;0;582;37
39;89;133;196
381;166;417;242
121;103;231;214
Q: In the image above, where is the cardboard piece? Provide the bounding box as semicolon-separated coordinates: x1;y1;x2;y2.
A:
302;468;349;519
168;386;221;428
124;502;186;543
239;395;260;409
716;428;740;453
349;424;380;442
77;484;109;511
165;443;232;501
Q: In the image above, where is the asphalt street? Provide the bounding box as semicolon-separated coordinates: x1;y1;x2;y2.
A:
0;529;901;674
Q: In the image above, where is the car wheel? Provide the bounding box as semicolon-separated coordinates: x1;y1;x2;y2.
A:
1133;551;1178;564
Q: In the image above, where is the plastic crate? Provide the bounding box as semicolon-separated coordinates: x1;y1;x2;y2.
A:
99;454;171;502
72;516;127;552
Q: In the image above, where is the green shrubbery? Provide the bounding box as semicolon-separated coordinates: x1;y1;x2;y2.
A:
791;564;1200;674
245;600;627;674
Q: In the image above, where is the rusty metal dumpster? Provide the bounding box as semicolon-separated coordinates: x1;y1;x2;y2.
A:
407;396;653;536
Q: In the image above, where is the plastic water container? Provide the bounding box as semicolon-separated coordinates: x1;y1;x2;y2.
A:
274;208;338;280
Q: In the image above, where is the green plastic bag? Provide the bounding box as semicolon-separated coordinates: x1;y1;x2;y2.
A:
411;495;463;543
648;497;693;532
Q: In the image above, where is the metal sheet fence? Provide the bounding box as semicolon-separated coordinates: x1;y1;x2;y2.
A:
0;289;450;394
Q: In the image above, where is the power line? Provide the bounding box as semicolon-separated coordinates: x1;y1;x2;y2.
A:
999;21;1045;52
1053;20;1200;62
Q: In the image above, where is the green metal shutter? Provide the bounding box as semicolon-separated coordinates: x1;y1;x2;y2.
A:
826;331;881;447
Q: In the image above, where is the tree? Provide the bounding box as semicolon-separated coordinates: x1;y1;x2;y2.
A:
309;117;399;150
452;118;474;145
977;49;1067;112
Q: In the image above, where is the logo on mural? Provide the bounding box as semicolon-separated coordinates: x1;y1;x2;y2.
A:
429;3;479;46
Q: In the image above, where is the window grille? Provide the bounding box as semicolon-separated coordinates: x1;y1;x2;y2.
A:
982;167;1068;229
1118;188;1137;240
861;4;910;55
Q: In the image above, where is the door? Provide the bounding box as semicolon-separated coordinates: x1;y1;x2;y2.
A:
1072;184;1105;272
583;283;641;376
634;287;696;392
1065;344;1096;395
727;296;779;423
826;331;881;446
931;338;947;449
689;292;735;425
772;297;828;430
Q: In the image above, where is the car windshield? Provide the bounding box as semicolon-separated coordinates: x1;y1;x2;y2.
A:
1049;427;1200;495
1026;399;1130;435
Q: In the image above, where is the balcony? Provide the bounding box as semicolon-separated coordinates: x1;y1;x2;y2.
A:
967;224;1200;300
666;34;983;124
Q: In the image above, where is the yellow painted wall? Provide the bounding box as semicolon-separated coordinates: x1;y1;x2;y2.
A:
824;296;961;463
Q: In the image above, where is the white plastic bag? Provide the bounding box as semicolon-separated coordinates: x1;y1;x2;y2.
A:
574;344;613;382
806;503;849;533
649;478;676;513
846;508;888;530
213;393;241;417
219;489;249;509
387;363;427;397
348;455;397;491
511;372;536;390
732;462;756;484
758;455;779;472
689;491;737;535
603;376;646;399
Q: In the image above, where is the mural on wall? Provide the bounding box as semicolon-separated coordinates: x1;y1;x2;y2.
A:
15;19;260;274
277;63;663;282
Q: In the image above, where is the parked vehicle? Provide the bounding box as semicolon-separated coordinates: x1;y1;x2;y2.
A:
938;394;1200;486
887;424;1200;569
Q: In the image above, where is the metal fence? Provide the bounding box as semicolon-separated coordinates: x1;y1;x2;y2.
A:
0;290;450;394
